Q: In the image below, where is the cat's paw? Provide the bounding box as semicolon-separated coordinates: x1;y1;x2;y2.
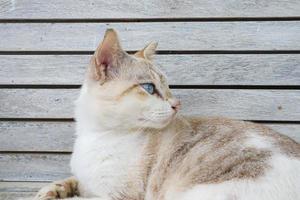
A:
34;178;78;200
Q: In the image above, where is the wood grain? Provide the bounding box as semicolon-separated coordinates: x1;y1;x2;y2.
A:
1;22;300;51
1;89;300;121
0;191;37;200
0;0;299;19
0;121;75;152
1;54;300;85
0;153;71;182
0;181;47;199
0;122;299;152
0;181;48;192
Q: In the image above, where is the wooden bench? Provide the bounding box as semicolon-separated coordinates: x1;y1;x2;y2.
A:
0;1;300;199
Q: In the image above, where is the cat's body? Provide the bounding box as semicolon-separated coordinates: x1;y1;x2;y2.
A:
34;29;300;200
71;115;300;200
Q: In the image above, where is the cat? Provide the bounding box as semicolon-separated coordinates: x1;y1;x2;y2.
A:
34;29;300;200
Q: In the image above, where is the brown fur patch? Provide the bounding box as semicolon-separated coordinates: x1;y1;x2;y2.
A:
246;122;300;158
144;117;288;199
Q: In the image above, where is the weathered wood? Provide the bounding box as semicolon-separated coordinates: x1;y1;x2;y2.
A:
0;153;71;181
1;89;300;121
1;22;300;51
0;122;299;152
0;182;46;200
0;182;48;199
0;121;75;152
0;181;48;192
0;0;299;19
0;181;47;200
0;191;37;200
1;54;300;85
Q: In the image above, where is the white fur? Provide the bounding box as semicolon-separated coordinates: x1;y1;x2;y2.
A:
167;154;300;200
71;78;175;198
244;132;273;149
71;130;145;198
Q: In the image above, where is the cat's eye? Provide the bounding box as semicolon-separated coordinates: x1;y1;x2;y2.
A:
140;83;156;95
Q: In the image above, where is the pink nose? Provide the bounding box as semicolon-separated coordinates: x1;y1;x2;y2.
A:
169;98;181;111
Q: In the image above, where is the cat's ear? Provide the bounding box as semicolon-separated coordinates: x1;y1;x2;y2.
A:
134;42;158;60
92;28;125;84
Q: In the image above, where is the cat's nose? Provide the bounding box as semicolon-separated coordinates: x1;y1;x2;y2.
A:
168;98;181;111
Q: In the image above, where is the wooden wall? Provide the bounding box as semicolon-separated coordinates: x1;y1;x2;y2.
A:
0;0;300;199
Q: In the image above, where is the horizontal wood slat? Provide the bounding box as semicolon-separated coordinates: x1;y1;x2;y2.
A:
1;89;299;120
0;181;47;199
0;89;300;121
0;181;48;192
1;22;300;51
1;89;300;121
0;0;299;19
0;191;36;200
0;153;71;182
0;121;75;152
0;122;299;152
1;54;300;85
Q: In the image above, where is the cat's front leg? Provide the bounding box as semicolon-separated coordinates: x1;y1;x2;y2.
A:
34;177;79;200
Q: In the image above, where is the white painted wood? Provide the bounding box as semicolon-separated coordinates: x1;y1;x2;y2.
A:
0;191;36;200
1;22;300;51
0;181;48;192
0;89;77;119
0;121;75;152
1;54;300;85
0;89;300;120
0;122;299;152
0;0;299;19
0;181;47;199
0;153;71;181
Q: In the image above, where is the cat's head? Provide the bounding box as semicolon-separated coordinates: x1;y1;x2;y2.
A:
77;29;180;131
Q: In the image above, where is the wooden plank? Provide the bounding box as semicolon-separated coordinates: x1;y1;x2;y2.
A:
1;54;300;85
0;122;299;152
0;181;47;199
0;182;50;199
0;181;48;192
1;89;300;121
0;121;75;152
0;191;36;200
0;0;299;19
0;153;71;182
1;22;300;51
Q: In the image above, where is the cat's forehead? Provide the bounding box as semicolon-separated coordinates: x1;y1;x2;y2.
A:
120;56;165;83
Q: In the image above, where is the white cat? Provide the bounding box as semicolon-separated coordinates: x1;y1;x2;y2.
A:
34;29;300;200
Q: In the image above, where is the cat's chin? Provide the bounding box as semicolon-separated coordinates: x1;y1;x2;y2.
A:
137;115;176;130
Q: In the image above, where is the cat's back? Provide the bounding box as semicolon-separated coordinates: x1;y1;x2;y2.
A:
186;116;300;158
147;116;300;200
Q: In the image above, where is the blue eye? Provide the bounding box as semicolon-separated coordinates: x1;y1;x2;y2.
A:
140;83;155;94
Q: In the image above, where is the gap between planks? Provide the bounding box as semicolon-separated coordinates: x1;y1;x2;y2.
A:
1;85;300;90
1;50;300;55
1;17;300;23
